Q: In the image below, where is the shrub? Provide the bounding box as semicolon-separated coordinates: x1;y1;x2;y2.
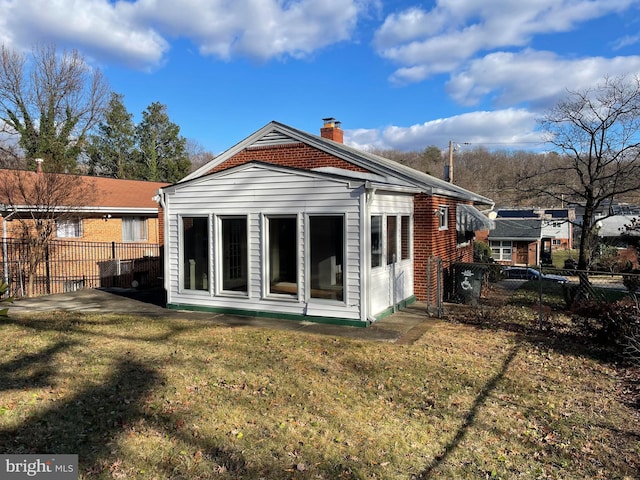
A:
622;270;640;293
473;240;491;263
0;281;12;316
570;295;640;349
626;327;640;367
485;263;504;283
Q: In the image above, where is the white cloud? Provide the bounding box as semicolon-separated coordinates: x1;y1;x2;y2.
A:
0;0;168;69
447;50;640;108
0;0;377;68
611;34;640;50
374;0;638;84
345;109;543;152
133;0;369;60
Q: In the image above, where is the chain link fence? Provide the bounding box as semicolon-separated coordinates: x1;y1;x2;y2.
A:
444;262;640;310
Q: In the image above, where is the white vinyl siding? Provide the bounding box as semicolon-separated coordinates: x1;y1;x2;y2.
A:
164;165;362;321
367;193;414;317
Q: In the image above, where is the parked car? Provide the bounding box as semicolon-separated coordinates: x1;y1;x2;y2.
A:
502;267;569;284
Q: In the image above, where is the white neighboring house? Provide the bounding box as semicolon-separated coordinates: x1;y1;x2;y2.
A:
595;214;640;268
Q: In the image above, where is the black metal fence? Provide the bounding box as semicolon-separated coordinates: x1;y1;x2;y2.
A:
0;239;162;299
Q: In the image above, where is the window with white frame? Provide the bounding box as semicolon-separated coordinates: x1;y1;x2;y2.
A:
438;206;449;230
552;239;562;246
400;215;411;260
122;217;148;242
56;218;82;238
387;215;397;264
371;215;383;268
309;215;344;301
221;216;248;293
182;216;209;291
267;216;297;296
490;240;512;261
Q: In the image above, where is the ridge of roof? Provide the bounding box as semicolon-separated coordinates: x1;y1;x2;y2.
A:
181;121;494;207
0;169;168;209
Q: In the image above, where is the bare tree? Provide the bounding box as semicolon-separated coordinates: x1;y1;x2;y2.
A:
0;167;94;296
0;43;110;173
185;138;215;173
519;75;640;269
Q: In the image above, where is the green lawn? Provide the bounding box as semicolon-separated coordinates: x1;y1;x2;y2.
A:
1;309;637;479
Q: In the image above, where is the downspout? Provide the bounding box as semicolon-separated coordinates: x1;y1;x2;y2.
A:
477;201;496;215
365;181;376;207
364;182;377;324
153;191;169;295
3;210;17;286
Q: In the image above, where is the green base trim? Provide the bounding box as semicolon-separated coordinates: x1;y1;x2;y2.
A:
374;295;417;321
167;303;368;328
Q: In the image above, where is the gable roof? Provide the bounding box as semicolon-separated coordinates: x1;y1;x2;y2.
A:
488;218;542;240
163;160;422;196
0;169;169;214
183;121;494;207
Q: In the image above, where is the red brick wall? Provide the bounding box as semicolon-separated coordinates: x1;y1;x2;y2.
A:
208;143;369;174
414;195;472;302
158;206;165;246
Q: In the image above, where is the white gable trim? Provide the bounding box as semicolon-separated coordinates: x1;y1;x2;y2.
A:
163;161;365;195
178;121;494;208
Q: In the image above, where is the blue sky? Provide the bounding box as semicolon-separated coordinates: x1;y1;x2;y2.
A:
2;0;640;155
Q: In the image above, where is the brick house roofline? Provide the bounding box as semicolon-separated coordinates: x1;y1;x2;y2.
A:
0;169;169;211
182;120;494;209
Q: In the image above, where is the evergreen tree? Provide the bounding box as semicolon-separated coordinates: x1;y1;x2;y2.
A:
135;102;190;183
87;93;136;178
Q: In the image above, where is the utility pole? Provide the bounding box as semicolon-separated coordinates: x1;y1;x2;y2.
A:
448;140;454;183
446;140;470;183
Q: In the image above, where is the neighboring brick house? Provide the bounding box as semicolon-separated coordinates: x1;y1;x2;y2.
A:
157;120;494;326
478;218;543;266
0;167;168;296
0;168;168;244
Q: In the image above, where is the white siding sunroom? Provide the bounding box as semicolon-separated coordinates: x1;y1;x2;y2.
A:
160;162;418;325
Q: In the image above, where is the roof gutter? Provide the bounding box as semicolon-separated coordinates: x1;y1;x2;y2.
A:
4;205;159;215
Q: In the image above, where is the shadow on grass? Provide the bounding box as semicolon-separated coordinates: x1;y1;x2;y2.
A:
450;294;617;363
0;345;259;477
3;313;212;344
415;343;521;479
0;358;160;472
0;340;78;391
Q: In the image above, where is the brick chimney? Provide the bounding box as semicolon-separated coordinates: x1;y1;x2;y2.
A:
321;117;344;143
35;158;44;174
